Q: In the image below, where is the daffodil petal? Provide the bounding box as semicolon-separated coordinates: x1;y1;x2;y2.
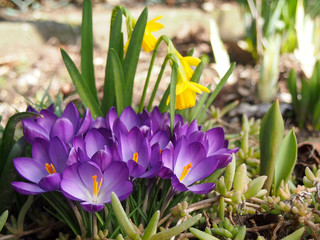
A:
147;22;164;32
183;56;201;66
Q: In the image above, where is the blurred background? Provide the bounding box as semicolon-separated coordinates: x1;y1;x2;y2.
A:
0;0;319;135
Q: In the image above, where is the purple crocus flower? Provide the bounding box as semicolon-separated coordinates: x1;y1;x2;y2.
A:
160;137;226;194
12;137;68;194
22;102;92;144
61;161;132;212
114;126;162;178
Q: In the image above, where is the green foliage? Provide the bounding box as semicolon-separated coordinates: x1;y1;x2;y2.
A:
274;129;297;192
0;210;8;232
259;100;297;194
259;100;284;193
287;61;320;130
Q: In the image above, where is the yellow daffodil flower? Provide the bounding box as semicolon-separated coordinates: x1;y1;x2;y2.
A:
166;65;209;110
125;16;164;53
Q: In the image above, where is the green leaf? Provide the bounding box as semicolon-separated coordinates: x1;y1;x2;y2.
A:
198;63;235;120
0;111;38;171
0;137;29;213
149;214;201;240
259;100;284;194
313;98;320;130
286;69;299;111
281;227;305;240
142;211;160;240
109;49;125;114
189;227;220;240
189;62;203;84
170;62;178;135
0;210;8;232
123;7;148;106
274;128;297;192
101;8;123;114
111;192;139;240
17;196;33;232
61;49;103;118
309;60;320;114
81;0;98;103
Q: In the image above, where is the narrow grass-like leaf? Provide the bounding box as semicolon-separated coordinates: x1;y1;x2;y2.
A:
170;62;178;135
17;196;33;232
147;56;170;112
189;62;203;84
123;7;148;106
198;63;235;120
259;100;284;194
0;111;38;171
274;129;297;192
0;137;28;213
158;86;170;113
286;69;298;111
0;210;8;232
142;211;160;240
61;49;103;118
309;60;320;114
111;192;138;239
149;214;201;240
313;99;320;130
192;84;211;122
109;49;125;114
81;0;98;103
101;9;123;114
299;78;310;127
43;193;80;235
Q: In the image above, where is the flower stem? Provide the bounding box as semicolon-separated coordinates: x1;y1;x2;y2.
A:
139;35;171;112
92;212;97;238
160;187;175;218
67;199;87;238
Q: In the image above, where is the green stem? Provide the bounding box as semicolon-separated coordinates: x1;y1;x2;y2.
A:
146;56;170;112
92;212;97;238
139;35;171;112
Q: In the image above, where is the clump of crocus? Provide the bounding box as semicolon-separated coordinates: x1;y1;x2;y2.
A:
13;104;237;213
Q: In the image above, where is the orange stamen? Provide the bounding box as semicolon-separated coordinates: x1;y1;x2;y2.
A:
45;163;57;174
92;175;103;196
133;152;139;163
179;163;192;181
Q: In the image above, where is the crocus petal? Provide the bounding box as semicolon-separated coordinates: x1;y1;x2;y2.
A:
78;161;102;193
106;107;118;130
171;175;188;192
127;160;146;178
182;156;219;186
61;163;91;201
38;173;62;191
80;202;105;212
77;108;92;135
187;183;216;194
49;137;68;172
91;149;112;172
174;141;207;179
22;120;49;143
50;118;74;143
99;162;132;203
120;106;140;130
14;157;47;183
37;109;58;131
91;116;106;129
206;127;225;155
85;129;106;158
11;182;45;195
32;138;50;165
62;102;79;129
